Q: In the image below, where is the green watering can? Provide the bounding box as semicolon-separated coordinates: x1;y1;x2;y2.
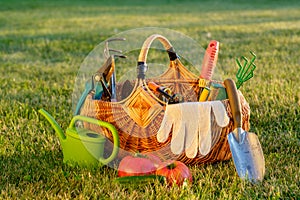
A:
39;109;119;167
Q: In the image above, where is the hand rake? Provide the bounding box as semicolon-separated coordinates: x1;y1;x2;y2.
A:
235;51;256;89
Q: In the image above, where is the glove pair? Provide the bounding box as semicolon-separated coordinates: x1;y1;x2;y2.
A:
157;101;230;158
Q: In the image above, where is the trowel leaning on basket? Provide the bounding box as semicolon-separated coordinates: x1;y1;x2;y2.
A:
75;38;126;115
224;78;265;183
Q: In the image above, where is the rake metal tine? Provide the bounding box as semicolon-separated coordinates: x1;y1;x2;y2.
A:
104;38;126;58
108;48;127;59
109;48;123;54
106;38;126;42
105;38;126;52
114;54;127;59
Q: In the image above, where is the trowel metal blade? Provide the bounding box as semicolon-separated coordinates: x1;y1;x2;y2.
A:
228;131;265;183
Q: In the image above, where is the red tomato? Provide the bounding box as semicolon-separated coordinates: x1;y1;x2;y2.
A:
144;153;163;168
118;153;162;177
156;160;193;186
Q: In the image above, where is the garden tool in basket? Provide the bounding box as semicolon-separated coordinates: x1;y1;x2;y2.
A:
224;78;265;183
198;40;219;101
235;51;256;89
102;38;127;101
75;38;126;115
148;81;184;104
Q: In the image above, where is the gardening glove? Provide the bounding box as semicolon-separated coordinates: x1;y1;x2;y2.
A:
157;103;202;155
211;101;230;127
185;102;211;158
157;103;187;155
157;101;229;158
181;102;201;156
185;101;230;158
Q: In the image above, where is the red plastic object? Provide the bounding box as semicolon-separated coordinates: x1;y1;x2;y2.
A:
200;40;219;80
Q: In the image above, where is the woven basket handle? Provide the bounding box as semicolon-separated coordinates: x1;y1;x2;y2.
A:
137;34;178;79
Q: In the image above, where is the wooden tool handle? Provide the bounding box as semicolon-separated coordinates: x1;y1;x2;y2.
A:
224;78;242;129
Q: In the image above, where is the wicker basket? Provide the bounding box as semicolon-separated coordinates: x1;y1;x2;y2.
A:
80;34;250;165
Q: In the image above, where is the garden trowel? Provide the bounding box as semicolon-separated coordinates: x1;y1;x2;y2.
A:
224;78;265;183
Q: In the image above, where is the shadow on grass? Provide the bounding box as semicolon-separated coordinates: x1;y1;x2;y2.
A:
0;149;115;189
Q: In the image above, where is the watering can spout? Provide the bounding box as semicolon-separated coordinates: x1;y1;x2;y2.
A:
38;109;66;142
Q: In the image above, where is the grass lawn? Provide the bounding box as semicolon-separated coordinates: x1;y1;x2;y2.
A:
0;0;299;199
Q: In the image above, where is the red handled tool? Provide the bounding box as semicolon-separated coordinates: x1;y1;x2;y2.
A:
198;40;219;101
200;40;219;80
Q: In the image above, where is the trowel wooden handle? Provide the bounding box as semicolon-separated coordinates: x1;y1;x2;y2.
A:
224;78;242;129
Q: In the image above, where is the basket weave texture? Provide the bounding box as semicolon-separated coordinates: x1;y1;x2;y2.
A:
80;34;250;165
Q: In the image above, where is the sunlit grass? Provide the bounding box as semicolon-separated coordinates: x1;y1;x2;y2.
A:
0;0;299;199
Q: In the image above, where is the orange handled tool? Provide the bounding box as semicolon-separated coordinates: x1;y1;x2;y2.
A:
148;82;173;99
148;82;183;104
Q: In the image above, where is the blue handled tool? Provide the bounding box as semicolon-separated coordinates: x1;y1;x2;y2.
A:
74;75;104;115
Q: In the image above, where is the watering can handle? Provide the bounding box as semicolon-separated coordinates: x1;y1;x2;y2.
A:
69;116;119;165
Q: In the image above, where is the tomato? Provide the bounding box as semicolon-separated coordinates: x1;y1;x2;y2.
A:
156;160;193;186
144;153;163;168
118;153;162;177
